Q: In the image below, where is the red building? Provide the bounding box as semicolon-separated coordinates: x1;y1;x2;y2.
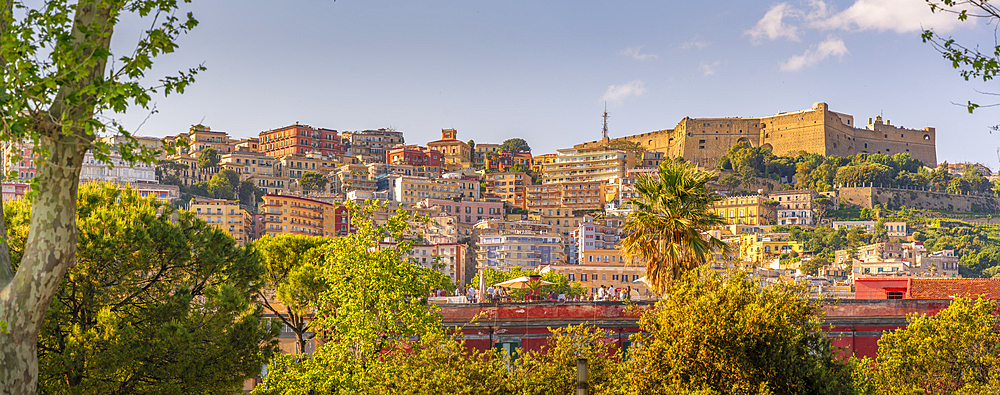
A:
259;123;344;159
439;298;983;360
386;145;444;171
854;278;1000;300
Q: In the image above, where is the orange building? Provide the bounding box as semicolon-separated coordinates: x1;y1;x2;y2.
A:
259;123;344;159
483;172;530;209
259;194;352;238
427;128;471;171
486;151;532;172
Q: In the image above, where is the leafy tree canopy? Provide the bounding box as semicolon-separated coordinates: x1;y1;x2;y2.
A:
198;147;220;169
862;296;1000;393
0;1;204;390
617;268;856;394
299;171;327;194
4;183;277;394
499;138;531;153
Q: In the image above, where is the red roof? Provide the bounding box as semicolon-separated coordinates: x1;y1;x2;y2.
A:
908;278;1000;300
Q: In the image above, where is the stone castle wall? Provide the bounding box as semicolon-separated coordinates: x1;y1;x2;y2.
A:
839;186;1000;213
578;103;938;169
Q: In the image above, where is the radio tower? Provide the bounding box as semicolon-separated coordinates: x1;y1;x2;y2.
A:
602;102;609;141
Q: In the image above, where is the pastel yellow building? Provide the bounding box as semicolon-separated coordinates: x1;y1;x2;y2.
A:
709;195;776;226
190;197;247;246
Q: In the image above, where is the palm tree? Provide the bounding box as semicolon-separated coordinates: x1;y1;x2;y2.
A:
621;161;728;294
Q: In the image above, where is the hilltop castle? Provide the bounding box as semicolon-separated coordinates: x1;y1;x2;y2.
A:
577;102;937;168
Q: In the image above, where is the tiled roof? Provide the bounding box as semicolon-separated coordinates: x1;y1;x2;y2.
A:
909;278;1000;299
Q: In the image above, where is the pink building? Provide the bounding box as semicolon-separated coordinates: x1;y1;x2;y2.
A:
417;198;504;225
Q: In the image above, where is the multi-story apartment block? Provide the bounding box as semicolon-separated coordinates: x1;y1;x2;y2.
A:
474;219;556;237
259;123;344;159
532;153;557;175
740;235;805;263
526;180;605;211
917;250;961;277
427;128;471;171
768;189;818;226
235;137;260;153
385;174;480;204
539;249;654;298
81;149;157;184
332;163;376;195
3;142;38;180
473;143;500;168
100;135;165;159
835;242;926;265
945;162;992;177
368;162;415;179
386;145;443;175
483;172;530;209
852;253;960;278
635;151;665;168
539;147;629;184
342;128;404;162
409;243;467;284
709;195;776;226
831;221;908;237
485;152;532;173
220;149;276;181
163;125;234;157
527;210;595;240
190;197;247;246
259;194;352;238
276;153;333;179
417;197;503;225
477;233;565;270
568;220;622;264
608;167;657;205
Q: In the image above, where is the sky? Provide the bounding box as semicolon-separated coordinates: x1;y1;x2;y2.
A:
111;0;1000;168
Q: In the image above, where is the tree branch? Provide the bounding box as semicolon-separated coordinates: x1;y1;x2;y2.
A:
0;0;14;288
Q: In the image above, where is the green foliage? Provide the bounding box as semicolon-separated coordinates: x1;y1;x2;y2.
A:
799;257;828;275
834;163;894;187
499;138;531;153
622;161;727;294
5;183;277;394
612;268;856;395
254;234;333;355
239;178;265;209
253;202;450;393
155;159;187;186
716;145;931;192
298;171;327;194
865;297;1000;393
784;225;869;259
198;147;220;169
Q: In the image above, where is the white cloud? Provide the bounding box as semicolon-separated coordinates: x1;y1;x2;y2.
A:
700;61;721;76
746;3;801;43
621;46;658;60
602;80;647;103
680;36;710;50
780;37;849;71
811;0;969;33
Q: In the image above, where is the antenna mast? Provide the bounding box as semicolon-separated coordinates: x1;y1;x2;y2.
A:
602;102;609;140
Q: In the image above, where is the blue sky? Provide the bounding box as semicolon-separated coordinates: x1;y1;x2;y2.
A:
114;1;999;168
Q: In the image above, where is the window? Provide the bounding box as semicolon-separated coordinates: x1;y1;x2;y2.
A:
887;291;904;300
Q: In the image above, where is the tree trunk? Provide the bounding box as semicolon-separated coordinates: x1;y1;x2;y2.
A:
0;135;86;394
